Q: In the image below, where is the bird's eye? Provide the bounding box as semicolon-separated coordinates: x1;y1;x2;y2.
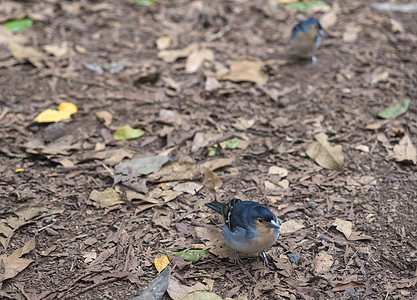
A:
257;218;263;223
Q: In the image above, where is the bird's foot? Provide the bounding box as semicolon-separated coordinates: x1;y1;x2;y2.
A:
311;55;317;64
261;251;273;269
234;251;244;266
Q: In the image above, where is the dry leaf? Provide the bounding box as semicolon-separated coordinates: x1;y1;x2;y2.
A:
96;110;113;126
43;43;69;57
354;145;369;153
232;117;255;131
314;250;334;273
217;60;268;84
83;250;97;263
370;68;390;85
173;182;203;195
320;10;337;29
393;135;417;164
185;48;214;73
158;43;198;63
306;132;344;171
9;41;44;68
167;276;205;300
191;132;222;152
205;77;221;92
0;238;35;281
333;218;352;239
182;291;223;300
203;169;222;192
342;25;361;42
89;188;123;208
199;157;235;173
194;226;235;261
156;36;171;50
268;166;288;177
280;220;305;234
154;255;170;274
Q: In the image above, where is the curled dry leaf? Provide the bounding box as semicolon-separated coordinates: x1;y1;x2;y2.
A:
393;135;417;164
306;132;344;171
158;43;198;63
9;41;44;68
332;218;352;239
314;251;334;273
185;48;214;73
268;166;288;177
95;110;113;126
0;238;35;282
217;60;268;84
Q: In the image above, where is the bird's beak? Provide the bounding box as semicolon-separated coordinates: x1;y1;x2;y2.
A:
266;219;280;229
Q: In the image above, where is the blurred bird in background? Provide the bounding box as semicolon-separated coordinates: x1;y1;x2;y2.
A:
206;198;280;267
290;18;324;63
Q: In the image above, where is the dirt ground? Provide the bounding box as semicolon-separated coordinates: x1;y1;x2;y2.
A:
0;0;417;299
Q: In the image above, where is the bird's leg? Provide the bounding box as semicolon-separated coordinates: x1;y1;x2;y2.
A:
311;55;317;64
234;251;243;266
260;251;273;268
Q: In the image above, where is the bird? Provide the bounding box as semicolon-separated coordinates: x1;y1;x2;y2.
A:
205;198;280;267
290;18;324;63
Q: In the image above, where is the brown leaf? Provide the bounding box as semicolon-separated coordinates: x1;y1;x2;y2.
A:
9;41;44;68
167;276;206;300
314;251;334;273
156;36;171;50
185;48;214;73
199;157;235;173
306;132;344;171
217;60;268;84
158;43;198;63
203;169;222;192
89;188;123;208
393;135;417;164
191;132;222;152
96;110;113;127
0;238;35;281
332;218;352;239
280;219;305;234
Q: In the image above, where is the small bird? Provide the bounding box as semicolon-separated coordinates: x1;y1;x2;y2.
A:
290;18;324;63
205;199;280;267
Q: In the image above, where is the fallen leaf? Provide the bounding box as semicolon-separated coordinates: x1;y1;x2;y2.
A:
203;169;222;192
154;255;170;274
0;238;35;281
167;276;206;300
366;120;390;130
133;0;158;6
152;208;173;230
182;291;223;300
43;43;69;57
393;135;417;164
89;188;123;208
192;132;222;152
217;60;268;84
173;182;203;195
95;110;113;126
306;132;344;171
114;154;173;185
3;18;33;33
319;9;337;29
205;77;221;92
156;36;171;50
147;160;197;182
285;1;329;12
268;166;288;177
83;250;97;263
9;41;44;68
370;68;390;85
231;117;255;131
194;226;235;261
354;145;369;153
208;138;239;156
166;249;209;262
199;157;235;173
332;282;364;292
185;48;214;73
280;219;305;234
377;98;410;119
158;43;198;63
332;218;352;239
114;125;145;140
34;102;77;123
314;250;334;273
343;25;362;42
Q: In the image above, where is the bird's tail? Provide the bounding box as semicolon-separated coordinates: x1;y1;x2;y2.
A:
205;201;224;214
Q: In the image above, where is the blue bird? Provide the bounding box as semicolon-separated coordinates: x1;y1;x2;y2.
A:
206;199;280;267
290;18;324;63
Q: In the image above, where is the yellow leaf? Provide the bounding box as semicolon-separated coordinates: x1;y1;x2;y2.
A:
154;255;170;274
34;102;78;123
15;168;24;172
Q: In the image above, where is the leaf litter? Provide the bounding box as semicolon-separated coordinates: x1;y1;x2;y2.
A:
1;0;417;299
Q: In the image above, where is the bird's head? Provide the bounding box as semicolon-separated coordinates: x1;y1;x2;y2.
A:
250;206;280;233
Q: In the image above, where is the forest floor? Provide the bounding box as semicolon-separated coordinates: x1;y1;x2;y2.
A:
0;0;416;299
